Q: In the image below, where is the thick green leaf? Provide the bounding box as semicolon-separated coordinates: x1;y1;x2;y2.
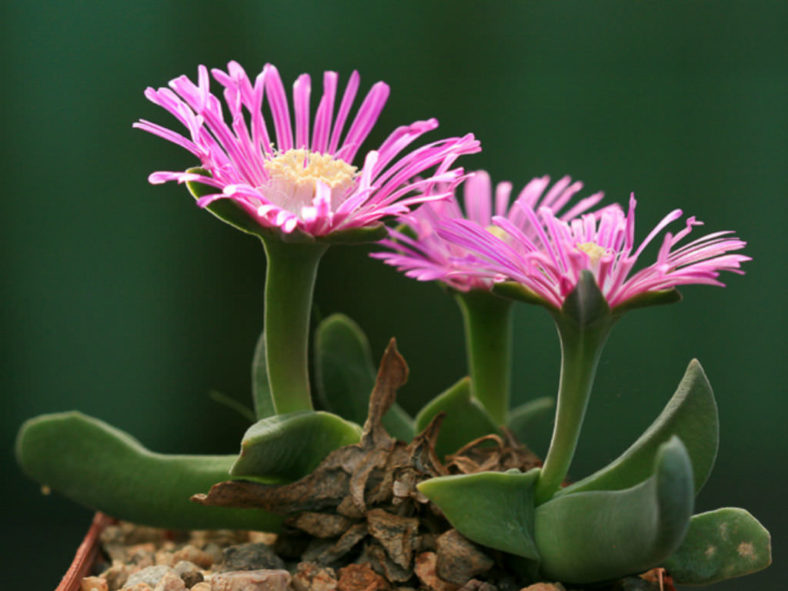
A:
557;359;717;497
532;437;694;584
15;412;283;531
414;377;500;458
507;397;555;446
230;410;361;482
663;508;772;585
418;468;541;560
612;288;682;315
314;314;414;441
251;328;276;420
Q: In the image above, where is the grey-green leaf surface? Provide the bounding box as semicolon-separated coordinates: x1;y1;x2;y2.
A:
663;507;772;585
414;377;500;458
314;313;414;441
418;468;541;560
532;437;694;584
251;328;276;419
15;412;283;531
557;359;717;497
230;410;362;482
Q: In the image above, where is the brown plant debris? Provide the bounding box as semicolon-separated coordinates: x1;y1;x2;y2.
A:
179;340;666;590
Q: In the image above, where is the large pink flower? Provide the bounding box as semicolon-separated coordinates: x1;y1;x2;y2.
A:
437;195;750;309
134;62;480;237
372;171;608;291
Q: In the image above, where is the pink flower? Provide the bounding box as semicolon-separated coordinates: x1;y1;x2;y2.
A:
372;171;608;291
134;62;480;237
437;194;750;309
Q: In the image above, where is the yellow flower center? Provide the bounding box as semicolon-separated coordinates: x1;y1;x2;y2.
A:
262;149;357;215
576;241;608;266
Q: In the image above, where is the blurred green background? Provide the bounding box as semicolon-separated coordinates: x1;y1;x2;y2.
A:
2;1;785;588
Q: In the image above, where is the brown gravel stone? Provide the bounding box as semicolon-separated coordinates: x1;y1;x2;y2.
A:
100;562;130;591
153;572;187;591
82;576;109;591
209;569;291;591
337;563;390;591
171;545;215;569
413;552;458;591
519;584;565;591
366;509;419;570
458;580;497;591
120;584;153;591
221;542;285;571
172;561;203;588
247;531;277;545
190;583;211;591
361;543;412;583
125;566;175;588
435;530;494;585
293;562;339;591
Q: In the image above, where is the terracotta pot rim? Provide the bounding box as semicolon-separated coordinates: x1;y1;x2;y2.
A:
56;512;113;591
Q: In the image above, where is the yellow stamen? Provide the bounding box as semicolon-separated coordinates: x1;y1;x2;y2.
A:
262;149;357;215
576;241;608;265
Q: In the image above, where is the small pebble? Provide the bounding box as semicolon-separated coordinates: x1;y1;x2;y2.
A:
153;572;186;591
221;542;285;571
81;576;109;591
172;544;215;569
125;565;175;588
210;569;291;591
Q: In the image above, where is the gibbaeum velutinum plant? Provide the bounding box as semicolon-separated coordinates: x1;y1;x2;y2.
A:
15;61;770;588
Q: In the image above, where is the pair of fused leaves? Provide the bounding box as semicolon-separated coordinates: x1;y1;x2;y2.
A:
419;360;772;585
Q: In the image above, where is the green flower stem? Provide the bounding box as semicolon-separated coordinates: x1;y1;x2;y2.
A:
455;290;514;426
261;236;328;415
535;315;612;504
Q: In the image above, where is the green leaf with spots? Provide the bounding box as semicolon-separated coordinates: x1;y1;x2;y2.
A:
531;437;694;584
230;410;362;483
556;359;718;498
663;507;772;585
15;412;283;531
418;468;541;560
414;377;500;458
314;314;414;442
